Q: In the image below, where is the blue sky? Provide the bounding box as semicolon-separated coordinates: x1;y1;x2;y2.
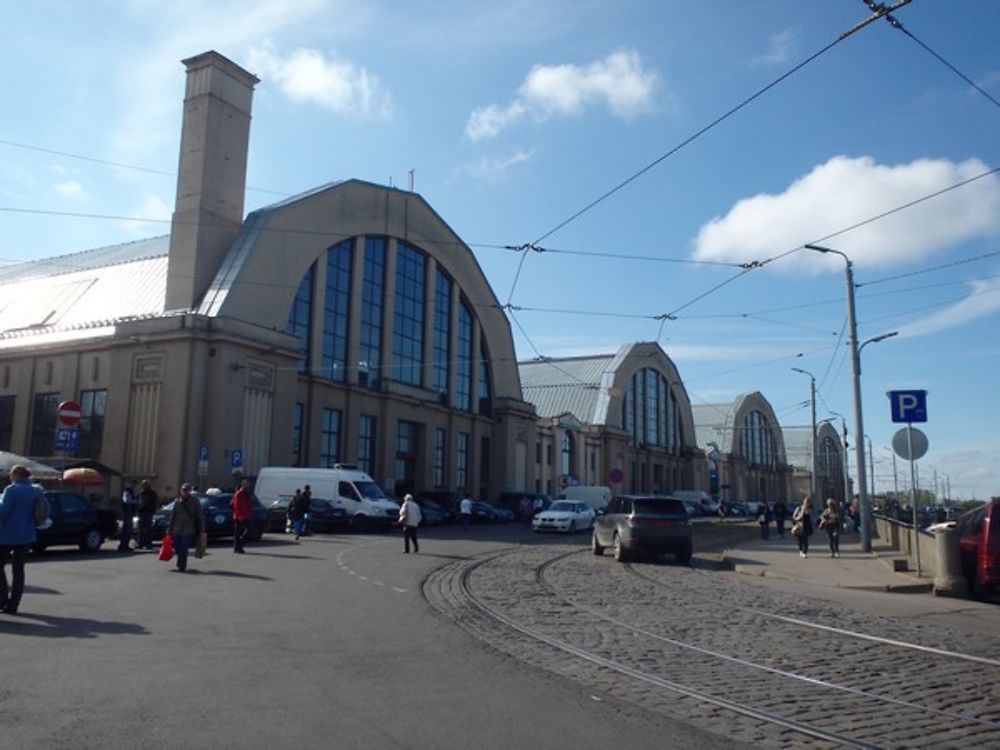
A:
2;1;998;500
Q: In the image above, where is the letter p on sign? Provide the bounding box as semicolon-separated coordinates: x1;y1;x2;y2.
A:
888;390;927;423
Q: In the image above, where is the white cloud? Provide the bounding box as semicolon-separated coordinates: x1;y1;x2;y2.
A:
466;50;658;140
692;156;1000;270
121;194;172;234
54;181;87;200
751;29;796;67
460;148;534;182
248;42;392;117
899;277;1000;336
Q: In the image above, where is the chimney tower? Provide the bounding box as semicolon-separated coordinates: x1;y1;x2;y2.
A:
165;51;259;311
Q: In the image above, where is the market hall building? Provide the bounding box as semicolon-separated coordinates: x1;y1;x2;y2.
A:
518;342;707;497
691;393;792;505
0;51;539;501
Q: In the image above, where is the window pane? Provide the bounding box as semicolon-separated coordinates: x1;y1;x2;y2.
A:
286;265;314;374
393;242;426;386
322;240;352;383
359;237;385;389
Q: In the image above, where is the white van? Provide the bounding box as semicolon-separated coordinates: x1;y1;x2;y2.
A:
672;490;718;514
255;465;399;529
557;485;612;512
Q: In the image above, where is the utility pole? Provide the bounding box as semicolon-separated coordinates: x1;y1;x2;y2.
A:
792;367;817;501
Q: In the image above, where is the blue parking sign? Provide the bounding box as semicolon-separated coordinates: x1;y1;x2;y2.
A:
888;390;927;423
55;427;79;452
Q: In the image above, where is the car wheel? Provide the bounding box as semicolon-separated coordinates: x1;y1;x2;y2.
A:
613;533;628;562
568;521;576;534
676;546;693;566
80;528;104;553
591;530;604;556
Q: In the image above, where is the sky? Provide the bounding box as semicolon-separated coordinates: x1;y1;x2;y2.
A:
2;1;998;500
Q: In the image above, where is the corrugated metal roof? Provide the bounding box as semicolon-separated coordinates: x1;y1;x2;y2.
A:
0;237;169;339
519;354;615;423
691;402;737;450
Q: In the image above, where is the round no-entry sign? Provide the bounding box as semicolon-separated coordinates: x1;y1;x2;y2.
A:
57;400;82;427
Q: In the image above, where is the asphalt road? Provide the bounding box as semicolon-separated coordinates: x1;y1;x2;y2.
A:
0;525;745;750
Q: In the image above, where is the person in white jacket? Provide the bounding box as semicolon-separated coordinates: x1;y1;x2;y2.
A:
399;494;422;553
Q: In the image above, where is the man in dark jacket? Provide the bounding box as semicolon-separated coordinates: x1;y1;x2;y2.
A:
136;480;159;550
230;478;254;553
0;465;42;614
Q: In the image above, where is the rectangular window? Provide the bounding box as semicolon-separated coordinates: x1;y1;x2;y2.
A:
320;408;341;468
535;442;541;464
432;269;451;396
396;420;419;494
359;238;385;389
29;392;59;456
292;403;305;466
286;265;314;374
0;395;14;451
478;343;491;415
480;436;490;485
433;428;446;488
77;389;107;458
322;240;352;383
456;432;469;490
393;242;426;386
546;444;553;465
358;415;376;475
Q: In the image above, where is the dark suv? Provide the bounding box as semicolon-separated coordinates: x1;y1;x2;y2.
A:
956;498;1000;597
35;490;119;553
592;495;692;564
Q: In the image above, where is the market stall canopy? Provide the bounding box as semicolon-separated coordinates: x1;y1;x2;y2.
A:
62;467;106;486
0;451;62;480
37;457;122;476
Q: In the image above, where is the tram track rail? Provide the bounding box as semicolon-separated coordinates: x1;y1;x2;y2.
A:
426;544;1000;749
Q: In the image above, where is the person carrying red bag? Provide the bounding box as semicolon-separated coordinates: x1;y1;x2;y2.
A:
167;484;205;573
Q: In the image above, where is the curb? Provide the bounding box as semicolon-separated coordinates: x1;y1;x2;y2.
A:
723;556;934;594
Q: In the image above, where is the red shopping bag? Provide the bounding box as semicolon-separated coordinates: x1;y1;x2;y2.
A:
158;534;174;561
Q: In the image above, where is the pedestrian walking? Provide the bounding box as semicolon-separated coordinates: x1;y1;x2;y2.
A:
118;480;138;552
791;496;814;558
819;498;842;558
230;478;254;553
459;494;473;530
850;495;861;534
288;489;309;540
301;484;314;536
757;501;772;540
0;466;45;615
167;483;206;572
772;499;789;538
136;479;159;550
398;493;422;553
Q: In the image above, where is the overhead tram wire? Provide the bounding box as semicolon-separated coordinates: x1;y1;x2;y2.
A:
858;249;1000;288
0;137;289;197
519;2;914;250
506;308;600;389
871;4;1000;113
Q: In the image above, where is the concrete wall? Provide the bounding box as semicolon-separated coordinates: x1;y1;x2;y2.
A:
874;515;938;577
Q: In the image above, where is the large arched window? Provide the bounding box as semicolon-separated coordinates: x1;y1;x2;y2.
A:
740;410;776;469
393;242;426;385
358;237;385;388
432;268;452;396
621;368;681;455
454;300;473;411
478;341;491;414
286;265;314;374
322;240;352;382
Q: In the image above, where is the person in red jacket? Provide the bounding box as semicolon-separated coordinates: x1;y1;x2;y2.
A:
230;478;254;554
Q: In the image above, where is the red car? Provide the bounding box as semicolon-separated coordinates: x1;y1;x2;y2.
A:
956;498;1000;598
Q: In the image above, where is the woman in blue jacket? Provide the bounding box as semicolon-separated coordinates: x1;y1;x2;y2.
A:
0;465;43;614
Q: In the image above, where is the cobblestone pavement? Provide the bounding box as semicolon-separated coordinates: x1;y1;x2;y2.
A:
425;542;1000;749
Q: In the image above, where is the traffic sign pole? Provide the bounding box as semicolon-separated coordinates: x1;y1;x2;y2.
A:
907;424;921;577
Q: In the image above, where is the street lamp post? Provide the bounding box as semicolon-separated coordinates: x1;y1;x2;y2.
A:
803;244;902;552
792;367;817;502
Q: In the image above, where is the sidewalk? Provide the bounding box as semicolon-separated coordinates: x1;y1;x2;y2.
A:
720;531;933;593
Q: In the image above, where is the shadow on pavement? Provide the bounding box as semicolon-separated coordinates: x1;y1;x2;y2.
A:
23;584;61;596
0;612;148;638
180;569;274;581
241;552;322;560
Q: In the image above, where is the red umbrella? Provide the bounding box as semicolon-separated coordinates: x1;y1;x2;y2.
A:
62;467;105;486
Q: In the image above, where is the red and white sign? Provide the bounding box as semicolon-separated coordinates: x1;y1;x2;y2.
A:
57;400;82;427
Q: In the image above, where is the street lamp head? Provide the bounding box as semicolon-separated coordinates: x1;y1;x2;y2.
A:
791;366;814;379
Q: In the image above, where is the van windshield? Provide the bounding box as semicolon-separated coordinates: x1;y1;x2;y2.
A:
355;481;386;500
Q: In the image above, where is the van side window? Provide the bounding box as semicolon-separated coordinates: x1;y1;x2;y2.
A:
339;481;360;501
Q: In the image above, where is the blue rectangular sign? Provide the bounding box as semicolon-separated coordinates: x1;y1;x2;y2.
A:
55;427;79;452
888;389;927;424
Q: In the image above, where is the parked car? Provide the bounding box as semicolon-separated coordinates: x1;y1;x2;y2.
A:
414;498;448;526
266;497;349;533
532;500;596;533
592;495;692;564
471;500;513;523
141;492;267;542
33;490;118;553
956;498;1000;597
